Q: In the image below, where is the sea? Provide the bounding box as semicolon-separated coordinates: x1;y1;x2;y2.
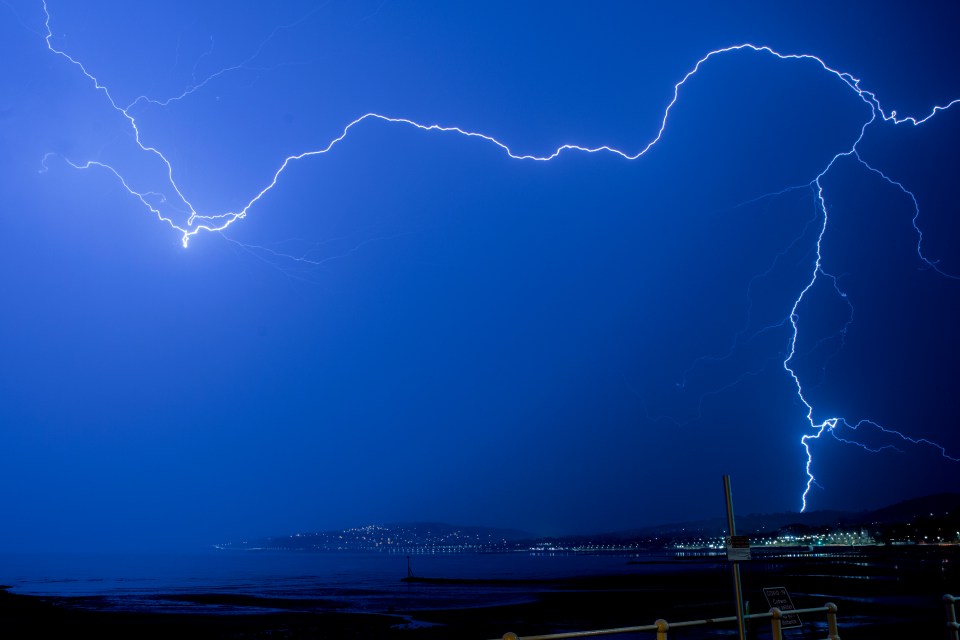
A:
2;546;958;634
0;549;690;614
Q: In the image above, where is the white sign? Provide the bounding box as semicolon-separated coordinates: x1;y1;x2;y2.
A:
763;586;802;629
726;535;751;561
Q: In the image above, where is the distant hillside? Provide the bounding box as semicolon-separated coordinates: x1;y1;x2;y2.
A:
384;522;531;541
597;492;960;539
594;510;850;540
222;493;960;551
221;522;532;552
860;492;960;523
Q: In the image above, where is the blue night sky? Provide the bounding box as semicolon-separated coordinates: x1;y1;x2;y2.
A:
1;1;959;551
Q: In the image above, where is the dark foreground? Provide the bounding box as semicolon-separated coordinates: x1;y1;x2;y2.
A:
3;548;957;639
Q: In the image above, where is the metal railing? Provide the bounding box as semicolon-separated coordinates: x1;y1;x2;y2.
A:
495;603;840;640
946;594;959;640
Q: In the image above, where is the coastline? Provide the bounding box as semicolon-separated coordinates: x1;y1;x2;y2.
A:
2;548;957;638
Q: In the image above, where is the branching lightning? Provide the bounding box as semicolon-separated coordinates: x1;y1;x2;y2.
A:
37;1;960;511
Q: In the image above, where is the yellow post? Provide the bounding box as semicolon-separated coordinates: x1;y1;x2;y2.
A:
825;602;840;640
769;607;782;640
655;618;669;640
945;595;959;640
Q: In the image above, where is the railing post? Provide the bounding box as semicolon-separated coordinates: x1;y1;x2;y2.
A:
769;607;782;640
655;618;669;640
825;602;839;640
945;594;959;640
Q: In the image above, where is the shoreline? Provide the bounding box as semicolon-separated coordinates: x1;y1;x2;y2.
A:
5;546;960;638
3;558;956;640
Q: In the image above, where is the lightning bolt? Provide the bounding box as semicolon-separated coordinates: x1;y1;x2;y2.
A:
36;1;960;511
787;142;959;510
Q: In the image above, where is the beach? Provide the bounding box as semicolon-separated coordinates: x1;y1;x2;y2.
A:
2;547;956;639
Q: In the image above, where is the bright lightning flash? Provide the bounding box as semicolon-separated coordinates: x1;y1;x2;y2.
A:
37;1;960;511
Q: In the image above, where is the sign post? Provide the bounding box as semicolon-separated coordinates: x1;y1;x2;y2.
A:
723;475;747;640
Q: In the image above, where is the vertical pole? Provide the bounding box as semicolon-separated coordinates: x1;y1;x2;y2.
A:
655;618;669;640
945;595;958;640
825;602;839;640
769;607;783;640
724;475;747;640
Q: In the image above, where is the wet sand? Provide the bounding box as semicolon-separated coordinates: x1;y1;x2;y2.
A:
2;549;956;639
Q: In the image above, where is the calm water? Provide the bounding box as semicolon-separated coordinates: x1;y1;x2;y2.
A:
0;550;689;613
3;547;957;619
